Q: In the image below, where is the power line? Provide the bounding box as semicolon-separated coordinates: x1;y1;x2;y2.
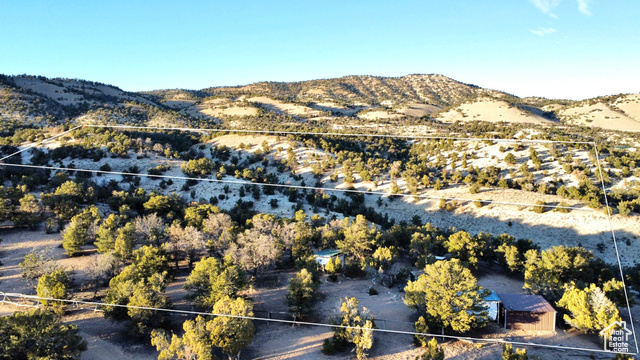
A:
0;125;83;162
0;123;595;211
594;142;639;355
0;162;591;212
0;291;633;357
0;125;636;356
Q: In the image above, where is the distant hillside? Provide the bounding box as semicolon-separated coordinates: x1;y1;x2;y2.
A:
1;73;639;132
0;75;199;127
200;74;508;108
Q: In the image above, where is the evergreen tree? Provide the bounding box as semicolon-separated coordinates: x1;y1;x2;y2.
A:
444;231;484;270
103;246;171;336
61;206;101;256
330;297;375;360
325;256;336;274
36;269;71;313
114;222;136;259
501;343;528;360
287;268;318;319
151;316;214;360
523;246;604;300
0;309;87;359
336;215;380;266
415;338;445;360
556;283;621;332
404;259;488;333
505;153;517;165
184;256;246;310
95;213;126;254
207;296;255;360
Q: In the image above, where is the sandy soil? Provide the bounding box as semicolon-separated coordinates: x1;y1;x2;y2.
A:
242;270;612;360
558;101;640;132
614;93;640;121
437;98;553;124
0;225;65;294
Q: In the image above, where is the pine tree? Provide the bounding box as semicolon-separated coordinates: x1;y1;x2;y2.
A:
336;215;380;266
330;297;375;359
501;343;528;360
151;316;214;360
36;269;71;313
0;309;87;359
287;268;318;319
444;231;484;270
556;283;621;332
61;206;101;256
184;256;246;311
415;338;444;360
114;222;136;259
334;256;343;273
404;259;488;333
325;256;336;274
207;296;255;360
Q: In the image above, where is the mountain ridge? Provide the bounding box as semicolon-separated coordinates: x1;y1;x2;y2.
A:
2;73;639;132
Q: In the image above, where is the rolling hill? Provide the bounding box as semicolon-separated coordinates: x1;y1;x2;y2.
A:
1;73;639;132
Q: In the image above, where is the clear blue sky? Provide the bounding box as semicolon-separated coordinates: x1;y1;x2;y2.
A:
1;0;638;100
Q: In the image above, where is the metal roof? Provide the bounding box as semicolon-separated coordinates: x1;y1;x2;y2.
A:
316;249;342;257
497;293;556;313
483;290;501;302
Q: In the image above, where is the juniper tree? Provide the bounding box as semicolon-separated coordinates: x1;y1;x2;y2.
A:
556;283;621;332
103;246;171;336
114;222;136;260
286;268;318;319
151;316;214;360
0;309;87;359
207;296;256;360
184;256;246;311
95;213;126;253
330;297;375;359
415;338;445;360
61;206;101;256
444;231;484;270
36;269;71;313
404;259;488;333
523;246;607;300
336;215;380;267
501;343;528;360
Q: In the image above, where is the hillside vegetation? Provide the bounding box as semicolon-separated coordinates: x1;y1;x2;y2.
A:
3;73;640;133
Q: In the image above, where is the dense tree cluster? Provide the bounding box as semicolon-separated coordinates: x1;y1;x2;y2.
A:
0;309;87;360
